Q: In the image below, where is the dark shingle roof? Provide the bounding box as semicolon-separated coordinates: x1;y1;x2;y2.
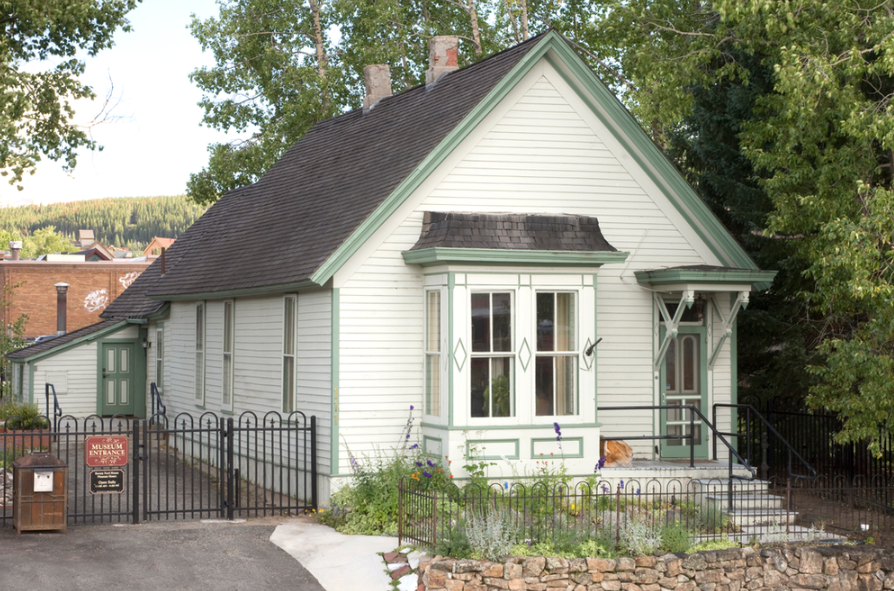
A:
7;320;123;360
410;212;617;252
137;36;541;299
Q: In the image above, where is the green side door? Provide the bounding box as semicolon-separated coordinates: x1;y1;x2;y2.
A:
100;342;136;416
659;327;708;459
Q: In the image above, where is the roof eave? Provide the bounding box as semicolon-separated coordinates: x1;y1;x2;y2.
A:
403;247;629;267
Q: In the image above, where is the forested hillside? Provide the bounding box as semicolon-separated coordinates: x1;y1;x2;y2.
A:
0;196;205;253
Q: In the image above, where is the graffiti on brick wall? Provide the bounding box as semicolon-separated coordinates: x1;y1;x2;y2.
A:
85;289;109;312
119;272;141;290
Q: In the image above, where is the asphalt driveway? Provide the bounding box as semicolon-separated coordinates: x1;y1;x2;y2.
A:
0;517;326;591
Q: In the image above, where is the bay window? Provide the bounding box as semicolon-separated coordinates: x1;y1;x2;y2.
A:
535;292;577;416
425;290;441;417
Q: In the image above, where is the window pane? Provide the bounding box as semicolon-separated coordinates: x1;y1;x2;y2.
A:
223;355;232;406
120;348;128;373
196;305;204;350
471;293;490;352
426;291;440;352
470;357;488;417
195;352;203;401
492;293;511;352
536;292;554;351
107;348;115;372
426;354;440;416
490;357;512;417
555;293;575;351
283;298;295;355
157;330;164;360
224;302;233;353
665;340;677;393
555;355;576;416
683;335;698;392
107;380;115;405
282;357;294;414
120;379;128;405
535;356;553;416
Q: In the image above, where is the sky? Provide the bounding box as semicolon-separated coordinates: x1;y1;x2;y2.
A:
0;0;229;207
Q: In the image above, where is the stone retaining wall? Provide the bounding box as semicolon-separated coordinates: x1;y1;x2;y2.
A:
419;546;894;591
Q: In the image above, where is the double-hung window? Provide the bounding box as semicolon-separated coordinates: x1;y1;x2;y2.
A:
535;292;577;416
222;301;235;411
425;290;441;417
195;303;205;406
470;292;514;418
282;296;297;414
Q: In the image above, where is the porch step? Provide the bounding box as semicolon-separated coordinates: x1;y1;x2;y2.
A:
726;508;798;527
704;493;785;510
691;478;770;494
694;525;846;545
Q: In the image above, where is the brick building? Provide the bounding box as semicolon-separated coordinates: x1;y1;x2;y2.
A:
0;259;151;338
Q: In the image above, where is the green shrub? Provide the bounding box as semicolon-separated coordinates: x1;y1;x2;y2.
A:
5;403;49;430
660;522;692;553
465;505;518;560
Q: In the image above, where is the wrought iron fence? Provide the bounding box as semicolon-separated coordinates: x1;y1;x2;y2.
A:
399;475;894;551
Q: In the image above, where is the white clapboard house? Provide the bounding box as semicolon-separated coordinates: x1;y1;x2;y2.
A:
7;31;776;499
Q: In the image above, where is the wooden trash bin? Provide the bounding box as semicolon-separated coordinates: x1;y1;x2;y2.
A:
12;452;68;534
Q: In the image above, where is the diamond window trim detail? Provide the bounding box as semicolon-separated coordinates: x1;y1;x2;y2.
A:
519;338;532;371
454;339;467;371
582;337;594;370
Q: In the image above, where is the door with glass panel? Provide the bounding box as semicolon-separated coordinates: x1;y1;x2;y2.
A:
659;328;708;458
100;342;136;416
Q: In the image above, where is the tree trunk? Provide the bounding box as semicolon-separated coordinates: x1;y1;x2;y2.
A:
466;0;482;54
520;0;529;40
504;0;520;44
309;0;327;78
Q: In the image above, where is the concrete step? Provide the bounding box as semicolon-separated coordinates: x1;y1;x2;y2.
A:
691;478;770;494
694;525;846;544
705;493;786;510
727;508;798;527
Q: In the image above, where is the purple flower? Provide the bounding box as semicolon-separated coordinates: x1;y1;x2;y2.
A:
553;422;561;434
636;488;641;495
596;455;606;471
422;471;432;478
601;484;609;494
409;443;418;449
415;462;423;467
406;433;410;439
426;460;435;467
620;479;624;491
410;405;414;410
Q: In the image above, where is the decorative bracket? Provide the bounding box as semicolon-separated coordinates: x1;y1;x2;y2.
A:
707;291;749;369
653;290;695;370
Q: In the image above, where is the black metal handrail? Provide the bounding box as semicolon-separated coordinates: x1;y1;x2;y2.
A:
713;403;817;481
597;404;756;480
150;382;166;419
44;383;62;432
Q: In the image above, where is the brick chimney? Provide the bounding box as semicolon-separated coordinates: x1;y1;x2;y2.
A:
55;283;69;336
9;240;21;261
426;36;459;85
363;64;392;111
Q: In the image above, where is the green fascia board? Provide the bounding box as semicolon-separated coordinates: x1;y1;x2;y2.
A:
634;268;777;287
144;303;170;321
7;321;129;363
150;280;321;302
402;248;629;267
308;30;765;291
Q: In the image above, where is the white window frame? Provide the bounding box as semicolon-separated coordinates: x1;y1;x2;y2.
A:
469;290;516;419
533;290;579;418
282;295;297;414
222;300;235;412
155;322;164;394
195;302;205;406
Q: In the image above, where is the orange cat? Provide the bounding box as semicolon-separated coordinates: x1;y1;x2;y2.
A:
599;439;633;468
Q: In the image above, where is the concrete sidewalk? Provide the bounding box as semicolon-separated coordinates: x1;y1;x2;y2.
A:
271;520;402;591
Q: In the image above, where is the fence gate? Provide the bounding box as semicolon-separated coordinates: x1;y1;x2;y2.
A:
1;411;316;528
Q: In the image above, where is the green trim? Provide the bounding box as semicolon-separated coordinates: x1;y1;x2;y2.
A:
592;274;598;425
466;438;520;460
331;288;340;476
531;436;584;459
150;280;320;302
125;318;148;324
423;435;443;457
137;326;148;419
730;297;738;454
447;273;455;428
403;248;629;268
658;325;709;459
195;404;206;410
421;421;602;431
540;44;765;287
634;268;777;287
97;340;139;417
28;361;33;404
220;409;234;416
8;321;129;363
145;302;171;321
519;338;532;371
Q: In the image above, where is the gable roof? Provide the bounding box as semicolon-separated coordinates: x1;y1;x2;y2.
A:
109;30;763;311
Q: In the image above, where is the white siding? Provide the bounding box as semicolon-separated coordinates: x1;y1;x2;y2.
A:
334;58;736;470
296;290;332;472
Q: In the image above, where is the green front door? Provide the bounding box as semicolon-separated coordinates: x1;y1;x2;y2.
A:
660;328;708;459
100;342;136;416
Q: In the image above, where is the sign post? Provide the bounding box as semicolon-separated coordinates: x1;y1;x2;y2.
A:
85;436;128;495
